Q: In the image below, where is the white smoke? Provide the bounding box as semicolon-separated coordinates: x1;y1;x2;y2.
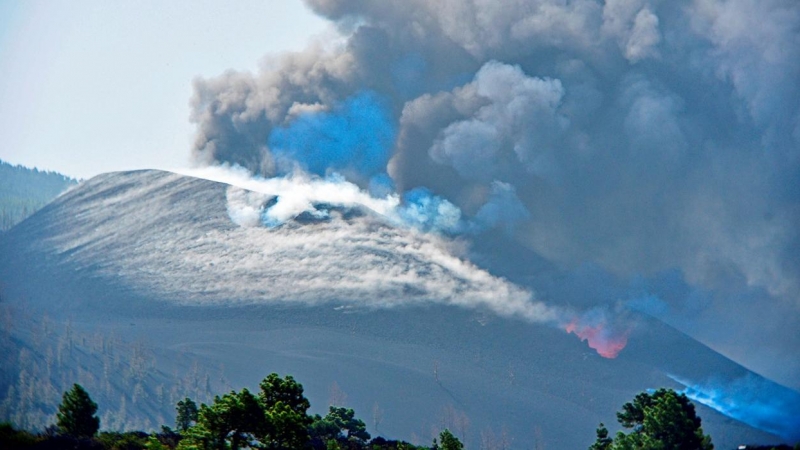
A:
175;166;635;351
182;164;517;235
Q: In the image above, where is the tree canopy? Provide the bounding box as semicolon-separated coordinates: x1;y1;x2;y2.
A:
591;388;713;450
176;398;199;432
177;374;312;450
11;375;788;450
309;406;371;445
433;429;463;450
56;384;100;438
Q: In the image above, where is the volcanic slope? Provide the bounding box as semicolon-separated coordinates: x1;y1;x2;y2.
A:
0;170;789;448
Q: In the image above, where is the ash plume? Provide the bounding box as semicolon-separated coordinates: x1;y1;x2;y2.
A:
187;0;800;390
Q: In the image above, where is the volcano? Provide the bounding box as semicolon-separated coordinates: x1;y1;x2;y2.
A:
0;170;793;448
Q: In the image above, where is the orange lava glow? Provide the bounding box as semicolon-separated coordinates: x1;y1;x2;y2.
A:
565;319;630;358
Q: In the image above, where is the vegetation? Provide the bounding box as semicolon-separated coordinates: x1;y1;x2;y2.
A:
175;374;425;450
0;374;435;449
57;384;100;438
1;379;795;449
0;307;224;432
0;159;78;231
591;388;713;450
309;406;371;445
433;429;463;450
176;399;198;433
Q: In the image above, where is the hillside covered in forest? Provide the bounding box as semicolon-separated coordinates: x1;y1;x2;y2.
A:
0;160;78;232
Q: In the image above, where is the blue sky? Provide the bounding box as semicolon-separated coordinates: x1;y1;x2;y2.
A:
0;0;328;179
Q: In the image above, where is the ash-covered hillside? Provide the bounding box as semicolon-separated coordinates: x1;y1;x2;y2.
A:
0;170;796;448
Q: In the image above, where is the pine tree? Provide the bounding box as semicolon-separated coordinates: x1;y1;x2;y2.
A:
309;406;371;444
176;397;198;432
593;388;713;450
56;384;100;438
589;423;613;450
179;374;313;450
438;429;464;450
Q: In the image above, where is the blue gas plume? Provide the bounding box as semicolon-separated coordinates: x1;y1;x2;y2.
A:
268;91;396;178
262;89;531;236
398;187;463;234
669;374;800;441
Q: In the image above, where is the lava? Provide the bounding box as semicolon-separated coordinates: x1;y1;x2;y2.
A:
565;317;631;358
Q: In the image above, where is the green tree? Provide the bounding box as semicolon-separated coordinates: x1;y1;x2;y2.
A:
438;429;463;450
262;400;310;449
590;423;613;450
258;373;310;417
592;388;713;450
310;406;371;444
56;384;100;438
176;398;199;432
178;373;312;450
191;389;265;450
258;373;312;449
309;413;341;443
145;435;169;450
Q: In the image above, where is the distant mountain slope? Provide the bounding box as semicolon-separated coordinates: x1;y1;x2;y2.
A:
0;170;791;448
0;159;78;231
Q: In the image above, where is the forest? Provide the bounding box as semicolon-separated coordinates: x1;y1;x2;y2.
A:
0;160;78;232
3;373;798;450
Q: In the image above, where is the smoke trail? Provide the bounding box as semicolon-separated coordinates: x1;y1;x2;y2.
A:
183;165;635;358
669;374;800;441
187;165;528;237
171;167;574;327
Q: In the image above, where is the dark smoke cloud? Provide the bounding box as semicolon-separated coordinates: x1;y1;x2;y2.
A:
189;0;800;391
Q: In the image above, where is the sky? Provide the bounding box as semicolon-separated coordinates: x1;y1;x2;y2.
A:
1;0;798;400
0;0;328;179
